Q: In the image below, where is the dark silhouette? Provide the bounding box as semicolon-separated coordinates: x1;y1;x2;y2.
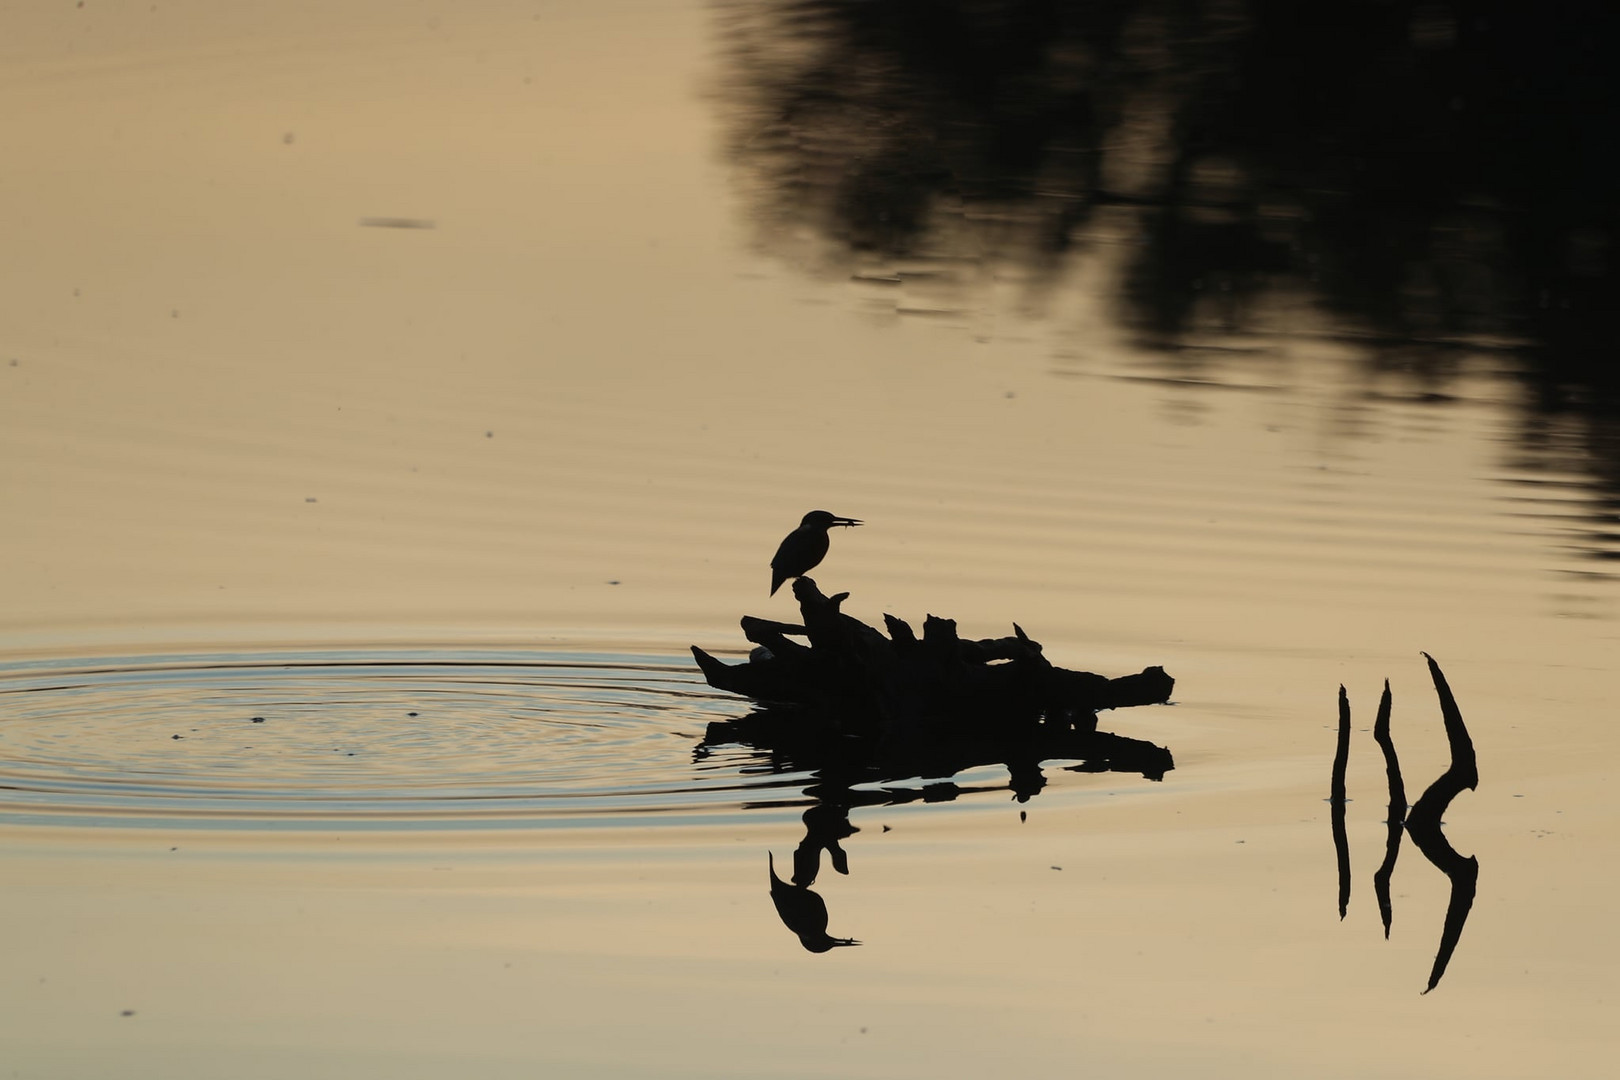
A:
696;575;1174;735
1331;685;1352;920
695;569;1177;951
768;851;860;952
770;511;862;596
713;730;1173;952
1370;680;1405;939
1406;653;1479;994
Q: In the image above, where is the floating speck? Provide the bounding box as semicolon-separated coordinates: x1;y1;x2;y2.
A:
120;1010;135;1017
251;717;265;723
305;497;317;503
359;217;436;230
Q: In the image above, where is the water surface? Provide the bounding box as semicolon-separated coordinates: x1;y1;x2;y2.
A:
1;2;1616;1078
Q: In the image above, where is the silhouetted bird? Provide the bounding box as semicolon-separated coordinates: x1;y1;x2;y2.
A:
770;510;861;595
768;852;859;953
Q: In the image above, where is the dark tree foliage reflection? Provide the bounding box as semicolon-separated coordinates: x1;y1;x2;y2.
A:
716;0;1620;546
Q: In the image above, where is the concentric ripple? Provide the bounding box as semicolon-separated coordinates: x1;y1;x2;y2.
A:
0;648;795;830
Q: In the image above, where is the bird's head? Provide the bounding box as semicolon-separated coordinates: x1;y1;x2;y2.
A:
801;510;862;530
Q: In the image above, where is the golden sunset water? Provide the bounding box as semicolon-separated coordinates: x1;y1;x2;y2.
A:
2;3;1617;1077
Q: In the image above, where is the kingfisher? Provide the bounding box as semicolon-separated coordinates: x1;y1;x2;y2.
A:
770;510;862;595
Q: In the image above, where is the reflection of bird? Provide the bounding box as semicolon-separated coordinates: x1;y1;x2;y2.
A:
768;852;859;953
770;510;862;595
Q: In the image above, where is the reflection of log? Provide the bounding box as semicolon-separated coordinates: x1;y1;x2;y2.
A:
704;705;1175;794
1406;653;1479;994
692;576;1175;736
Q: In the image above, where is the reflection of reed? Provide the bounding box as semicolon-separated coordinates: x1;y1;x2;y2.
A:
1370;680;1404;939
1406;654;1479;994
1333;657;1477;991
1331;685;1352;920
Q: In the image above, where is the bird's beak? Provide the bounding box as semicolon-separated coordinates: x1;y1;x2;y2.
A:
833;517;862;528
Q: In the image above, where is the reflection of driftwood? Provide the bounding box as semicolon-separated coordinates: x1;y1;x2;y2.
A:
692;576;1175;740
1406;653;1479;995
705;705;1175;800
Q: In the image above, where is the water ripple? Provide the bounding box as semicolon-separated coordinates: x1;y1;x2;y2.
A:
0;648;781;830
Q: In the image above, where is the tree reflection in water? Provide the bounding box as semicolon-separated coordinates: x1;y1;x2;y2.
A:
715;0;1620;559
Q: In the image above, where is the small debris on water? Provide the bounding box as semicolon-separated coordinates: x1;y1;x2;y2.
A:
359;217;437;230
251;717;265;723
407;712;418;717
305;497;317;503
881;825;891;833
120;1010;135;1017
1050;865;1062;871
171;734;183;740
606;580;621;586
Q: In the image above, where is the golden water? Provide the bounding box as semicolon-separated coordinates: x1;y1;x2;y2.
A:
2;3;1616;1077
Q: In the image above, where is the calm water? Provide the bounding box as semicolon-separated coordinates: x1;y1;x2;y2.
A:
2;2;1617;1077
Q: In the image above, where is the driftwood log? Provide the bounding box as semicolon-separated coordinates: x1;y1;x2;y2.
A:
692;577;1175;785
